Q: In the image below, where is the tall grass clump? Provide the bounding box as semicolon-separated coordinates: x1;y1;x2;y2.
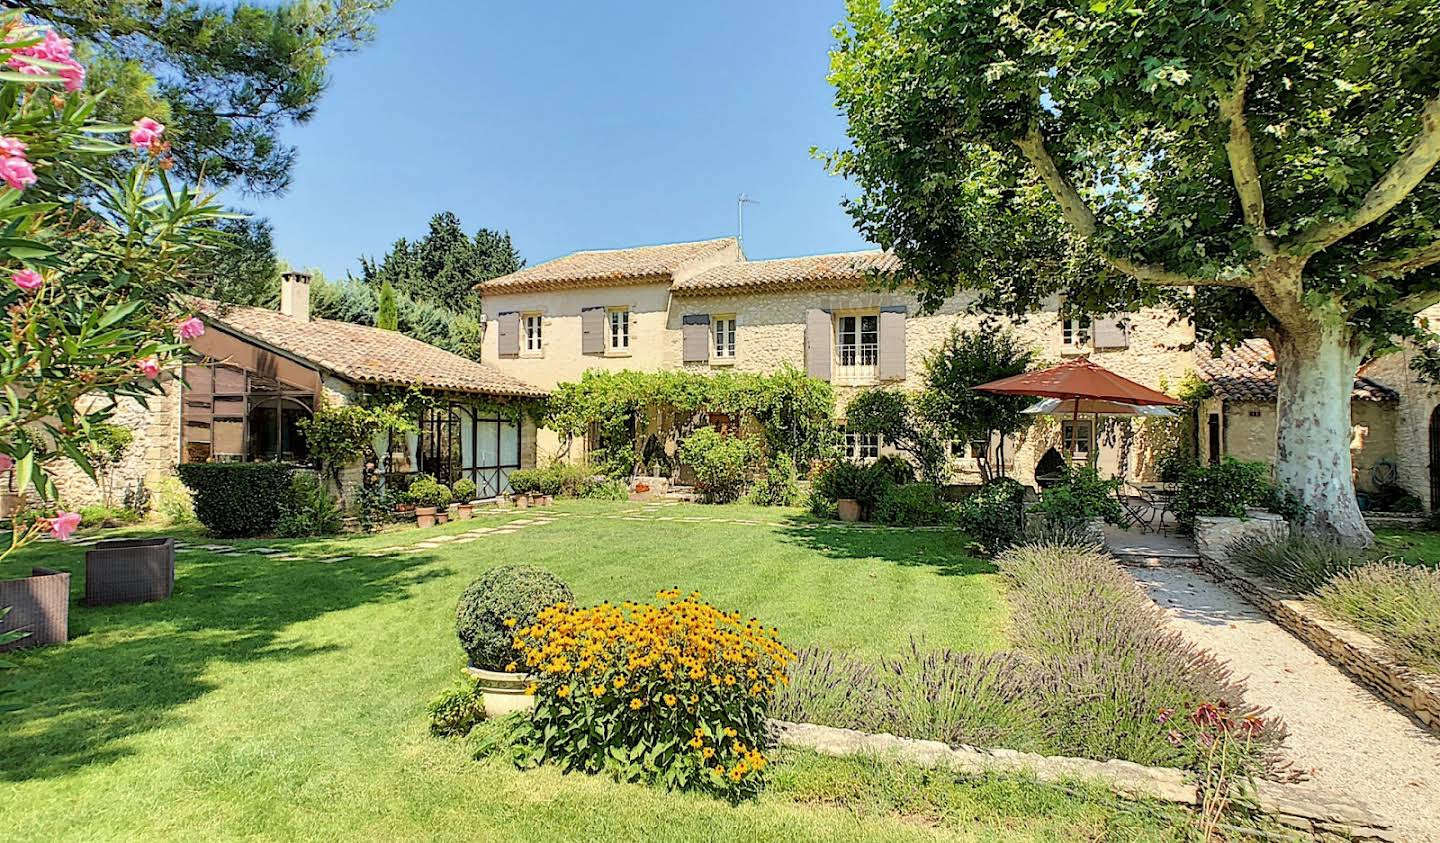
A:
1228;534;1365;593
1319;562;1440;675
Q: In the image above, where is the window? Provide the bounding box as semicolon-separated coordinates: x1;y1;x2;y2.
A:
949;440;966;457
180;361;315;464
845;430;879;461
836;312;880;384
1061;316;1091;347
1061;419;1094;457
523;313;543;353
607;307;630;352
713;315;736;361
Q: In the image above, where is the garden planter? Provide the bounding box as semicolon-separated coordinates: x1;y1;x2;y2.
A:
437;511;450;525
84;537;174;606
447;503;460;521
456;503;474;521
415;506;438;529
0;567;69;651
512;494;530;510
837;498;862;523
463;665;536;718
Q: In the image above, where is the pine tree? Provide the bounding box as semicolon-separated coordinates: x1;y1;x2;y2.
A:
376;281;399;331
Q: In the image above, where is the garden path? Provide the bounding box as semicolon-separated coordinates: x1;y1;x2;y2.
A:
1130;564;1440;843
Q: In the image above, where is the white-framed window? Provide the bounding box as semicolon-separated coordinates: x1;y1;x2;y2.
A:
836;311;880;382
523;313;543;354
1061;316;1091;347
1061;419;1094;457
949;440;966;458
607;307;630;352
713;315;736;361
845;430;879;461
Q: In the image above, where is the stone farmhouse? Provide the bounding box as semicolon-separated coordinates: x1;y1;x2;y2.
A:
479;237;1440;509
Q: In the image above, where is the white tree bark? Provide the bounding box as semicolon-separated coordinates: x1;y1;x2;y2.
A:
1271;324;1373;545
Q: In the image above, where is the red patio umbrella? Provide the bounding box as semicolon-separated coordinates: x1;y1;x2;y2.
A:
973;357;1183;407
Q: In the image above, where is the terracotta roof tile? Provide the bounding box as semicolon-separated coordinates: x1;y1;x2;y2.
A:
673;250;900;295
1196;340;1396;402
193;300;546;398
478;237;738;294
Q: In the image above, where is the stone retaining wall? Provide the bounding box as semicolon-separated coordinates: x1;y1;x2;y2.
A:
1195;554;1440;735
1194;513;1286;563
771;720;1393;840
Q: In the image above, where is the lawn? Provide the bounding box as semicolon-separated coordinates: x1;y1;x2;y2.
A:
0;500;1189;841
1372;525;1440;568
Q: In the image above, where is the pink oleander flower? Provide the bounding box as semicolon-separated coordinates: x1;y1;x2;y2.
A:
58;58;84;92
0;136;26;158
5;57;47;76
44;510;82;541
38;30;73;62
0;453;12;472
130;117;164;149
138;356;161;379
177;316;205;339
11;268;42;291
0;155;37;190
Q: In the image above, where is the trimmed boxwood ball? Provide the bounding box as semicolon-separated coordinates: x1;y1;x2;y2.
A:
456;565;574;670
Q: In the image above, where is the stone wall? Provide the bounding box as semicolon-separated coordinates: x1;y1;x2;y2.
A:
1196;554;1440;734
49;376;182;509
1193;513;1287;563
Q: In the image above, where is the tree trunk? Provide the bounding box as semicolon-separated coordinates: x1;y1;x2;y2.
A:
1271;324;1373;546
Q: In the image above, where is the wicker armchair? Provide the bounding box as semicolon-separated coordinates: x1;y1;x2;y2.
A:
0;567;70;650
85;537;175;606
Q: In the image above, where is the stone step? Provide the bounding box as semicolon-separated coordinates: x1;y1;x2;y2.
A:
1111;551;1200;568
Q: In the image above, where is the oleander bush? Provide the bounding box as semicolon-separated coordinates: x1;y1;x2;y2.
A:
953;478;1026;554
872;483;952;527
176;462;293;537
428;678;485;737
511;590;795;800
405;474;452;509
1029;466;1126;530
1228;534;1366;593
1319;562;1440;675
1170;458;1275;530
455;565;574;671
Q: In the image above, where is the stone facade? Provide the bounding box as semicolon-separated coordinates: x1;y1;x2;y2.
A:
50;376;183;509
1193;513;1288;563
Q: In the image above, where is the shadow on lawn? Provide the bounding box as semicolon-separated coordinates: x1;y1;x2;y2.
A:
774;518;996;577
0;540;448;782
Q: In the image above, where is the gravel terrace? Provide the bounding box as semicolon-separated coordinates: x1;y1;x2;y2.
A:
1129;565;1440;843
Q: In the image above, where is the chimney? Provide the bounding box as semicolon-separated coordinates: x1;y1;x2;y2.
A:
279;271;311;323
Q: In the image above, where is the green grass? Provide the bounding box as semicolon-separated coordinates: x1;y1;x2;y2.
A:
1372;526;1440;568
0;500;1189;841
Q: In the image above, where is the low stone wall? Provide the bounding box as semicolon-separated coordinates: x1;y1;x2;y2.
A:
1196;555;1440;734
1362;512;1426;529
1194;513;1286;562
771;720;1392;840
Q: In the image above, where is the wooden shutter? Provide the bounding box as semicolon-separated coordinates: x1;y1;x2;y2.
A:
879;306;907;381
805;309;831;381
497;312;520;357
581;307;605;354
682;314;710;363
1092;316;1129;349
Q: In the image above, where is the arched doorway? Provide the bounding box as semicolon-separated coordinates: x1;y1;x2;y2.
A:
1429;406;1440;509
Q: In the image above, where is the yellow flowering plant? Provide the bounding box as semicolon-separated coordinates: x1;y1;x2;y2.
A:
510;589;795;800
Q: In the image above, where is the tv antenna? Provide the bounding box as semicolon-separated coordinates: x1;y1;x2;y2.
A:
737;194;758;257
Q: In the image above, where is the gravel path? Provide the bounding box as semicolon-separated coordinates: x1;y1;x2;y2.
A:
1129;565;1440;843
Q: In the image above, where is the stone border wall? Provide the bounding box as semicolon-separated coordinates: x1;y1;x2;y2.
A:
1196;555;1440;734
771;720;1392;840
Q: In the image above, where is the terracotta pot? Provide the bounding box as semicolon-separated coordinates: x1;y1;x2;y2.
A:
512;494;529;509
415;506;438;529
456;504;474;521
464;666;536;718
837;498;862;523
437;511;450;525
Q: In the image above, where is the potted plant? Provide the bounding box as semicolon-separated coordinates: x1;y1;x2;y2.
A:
406;474;452;528
452;479;477;520
456;564;574;718
508;468;542;509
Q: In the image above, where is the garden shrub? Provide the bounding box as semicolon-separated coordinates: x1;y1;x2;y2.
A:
869;454;915;486
953;478;1026;554
275;472;344;538
78;504;144;529
678;427;757;504
406;474;452;509
428;679;485;737
452;478;477;502
455;565;574;670
546;461;602;498
1228;534;1366;593
808;460;892;517
1170;458;1274;529
151;476;196;526
872;483;952;527
1319;562;1440;674
511;590;795;799
582;478;630;500
746;454;801;507
1029;466;1125;530
506;468;545;496
176;462;292;537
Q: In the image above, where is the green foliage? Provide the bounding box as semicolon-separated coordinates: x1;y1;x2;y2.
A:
360;213;523;312
873;483;952;527
678;428;758;504
917;326;1036;480
275;473;344;538
81;422;135;506
506;468;546;496
192;217;280;308
1320;562;1440;675
452;478;477;502
1031;466;1126;529
176;462;293;537
375;280;399;330
297;404;397;480
583;479;631;501
454;565;574;671
405;474;452;510
1229;535;1366;594
845;389;947;485
427;679;485;738
746;455;801;507
954;479;1027;555
78;504;144;529
151;476;195;526
1171;459;1276;530
869;454;915;486
808;460;893;517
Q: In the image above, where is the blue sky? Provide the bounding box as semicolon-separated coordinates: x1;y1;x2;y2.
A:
240;0;871;279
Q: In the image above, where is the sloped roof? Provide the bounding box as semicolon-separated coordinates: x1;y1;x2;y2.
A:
193;300;546;398
478;237;738;294
672;250;901;295
1196;340;1396;402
